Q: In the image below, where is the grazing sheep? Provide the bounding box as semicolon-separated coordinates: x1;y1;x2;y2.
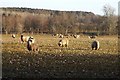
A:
52;34;59;37
59;34;64;38
21;34;30;43
27;38;39;52
58;38;69;47
29;36;35;43
12;34;15;38
89;35;96;39
91;40;100;50
73;35;80;38
64;34;70;38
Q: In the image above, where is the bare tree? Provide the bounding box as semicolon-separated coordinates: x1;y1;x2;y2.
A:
103;4;115;17
103;4;117;35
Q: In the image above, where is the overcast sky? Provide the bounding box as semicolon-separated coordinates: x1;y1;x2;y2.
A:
0;0;119;15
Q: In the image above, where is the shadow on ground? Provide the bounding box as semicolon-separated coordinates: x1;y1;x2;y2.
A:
2;51;120;79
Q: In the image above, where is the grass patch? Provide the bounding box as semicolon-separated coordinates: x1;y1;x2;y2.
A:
2;34;119;78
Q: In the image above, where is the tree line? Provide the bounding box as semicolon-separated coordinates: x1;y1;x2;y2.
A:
1;5;118;35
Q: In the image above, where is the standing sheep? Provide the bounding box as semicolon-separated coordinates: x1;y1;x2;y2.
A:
21;34;30;43
27;38;39;52
91;40;100;50
58;38;69;47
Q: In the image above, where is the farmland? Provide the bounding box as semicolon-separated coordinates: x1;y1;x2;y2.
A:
1;34;119;78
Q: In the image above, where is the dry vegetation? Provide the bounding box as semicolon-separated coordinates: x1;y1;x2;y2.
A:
1;34;119;78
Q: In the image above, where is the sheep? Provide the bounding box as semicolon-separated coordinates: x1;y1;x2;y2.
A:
12;34;15;38
27;38;39;52
58;38;69;47
89;35;96;39
29;36;35;43
91;40;100;50
21;34;30;43
59;34;64;38
52;34;59;37
73;35;80;38
11;34;16;43
64;34;70;38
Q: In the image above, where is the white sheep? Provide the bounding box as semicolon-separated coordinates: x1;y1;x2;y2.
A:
91;40;100;50
64;34;70;38
29;36;35;43
52;34;59;37
89;35;96;39
59;34;64;38
58;38;69;47
12;34;15;38
73;35;80;38
27;38;39;52
21;34;30;43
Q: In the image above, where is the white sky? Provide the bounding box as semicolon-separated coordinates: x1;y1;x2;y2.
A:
0;0;119;15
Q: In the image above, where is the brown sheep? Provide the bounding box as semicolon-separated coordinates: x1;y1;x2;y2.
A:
91;40;100;50
58;38;69;47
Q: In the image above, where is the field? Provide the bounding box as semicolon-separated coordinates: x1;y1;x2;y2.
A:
1;34;119;78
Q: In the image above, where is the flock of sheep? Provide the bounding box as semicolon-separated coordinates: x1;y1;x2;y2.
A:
12;33;100;52
12;34;39;52
53;33;99;50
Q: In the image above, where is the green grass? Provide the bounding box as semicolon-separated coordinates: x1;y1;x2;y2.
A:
1;34;119;78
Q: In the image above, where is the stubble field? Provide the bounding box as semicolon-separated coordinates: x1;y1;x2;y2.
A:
1;34;119;78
